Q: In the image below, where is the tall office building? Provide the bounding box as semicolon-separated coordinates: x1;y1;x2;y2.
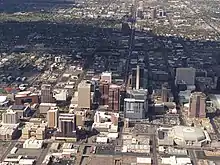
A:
58;113;76;136
161;83;169;102
47;107;59;128
41;84;54;103
188;92;206;118
124;89;148;119
151;8;157;19
175;67;196;85
2;109;18;124
99;82;109;106
108;84;120;112
78;80;91;110
131;64;147;89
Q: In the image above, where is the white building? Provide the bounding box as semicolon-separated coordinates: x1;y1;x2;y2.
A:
175;67;196;85
23;138;43;149
19;159;36;165
161;156;192;165
158;126;211;147
0;96;9;106
55;56;61;63
2;109;18;124
96;136;108;143
100;72;112;83
0;124;19;140
92;111;119;135
53;89;68;101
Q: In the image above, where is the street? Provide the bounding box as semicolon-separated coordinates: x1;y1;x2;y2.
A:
0;141;17;162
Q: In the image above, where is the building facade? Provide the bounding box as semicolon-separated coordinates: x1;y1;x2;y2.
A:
77;81;91;110
108;84;120;112
161;84;169;102
100;72;112;83
124;98;147;119
2;109;18;124
58;113;76;137
47;108;59;128
188;92;206;118
175;67;196;85
124;89;148;119
99;82;109;106
41;84;55;103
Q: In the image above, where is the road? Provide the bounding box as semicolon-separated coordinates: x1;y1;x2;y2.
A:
210;118;220;140
36;143;51;165
151;127;158;165
0;141;17;162
124;0;136;86
188;150;197;165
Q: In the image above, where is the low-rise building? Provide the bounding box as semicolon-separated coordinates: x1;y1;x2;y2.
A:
10;105;31;119
53;89;68;101
121;134;150;154
23;138;44;149
39;103;57;114
15;91;39;105
160;156;192;165
22;121;47;140
0;124;19;140
157;126;211;147
92;111;119;134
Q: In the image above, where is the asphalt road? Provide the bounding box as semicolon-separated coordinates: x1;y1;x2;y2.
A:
36;143;51;165
0;141;17;162
151;126;158;165
188;149;197;165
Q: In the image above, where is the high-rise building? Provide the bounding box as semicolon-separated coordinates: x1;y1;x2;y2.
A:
99;82;109;106
101;72;112;83
161;83;169;102
188;92;206;118
124;89;148;119
75;110;86;127
2;109;18;124
108;84;120;112
151;8;157;19
58;113;76;137
41;84;54;103
47;107;59;128
175;67;196;85
216;77;220;91
78;80;91;110
131;64;147;89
